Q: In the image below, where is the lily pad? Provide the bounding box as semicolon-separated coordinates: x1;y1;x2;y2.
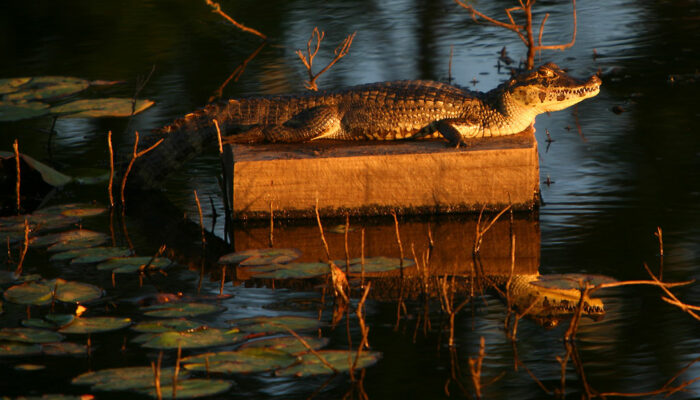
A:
0;327;64;343
36;203;107;218
275;350;382;377
137;378;232;399
30;229;108;249
333;257;416;275
0;213;78;234
182;347;296;374
59;317;131;334
140;328;246;350
242;262;329;280
0;341;43;356
2;76;89;101
238;335;330;354
14;363;46;371
531;274;618;290
218;248;301;266
141;302;225;318
228;315;322;334
50;98;154;118
0;151;73;186
73;366;186;391
4;281;55;306
0;77;31;94
97;256;172;273
49;246;131;264
0;101;50;121
22;314;74;329
131;318;203;333
3;279;107;306
42;341;87;356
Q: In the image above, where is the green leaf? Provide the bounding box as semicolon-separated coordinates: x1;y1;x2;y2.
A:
59;317;131;334
36;203;107;218
96;256;172;273
241;262;329;279
137;378;232;399
0;77;31;94
275;350;382;377
182;347;296;374
2;278;102;305
228;315;322;334
49;246;131;264
1;76;89;101
140;328;246;350
218;248;301;266
50;98;155;118
73;366;186;390
22;314;74;329
0;101;50;121
0;151;73;186
131;318;203;333
41;341;87;356
141;302;225;318
30;229;108;249
0;327;64;343
238;335;329;355
0;341;42;356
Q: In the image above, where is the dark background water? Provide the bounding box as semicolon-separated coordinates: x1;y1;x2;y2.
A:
1;0;699;399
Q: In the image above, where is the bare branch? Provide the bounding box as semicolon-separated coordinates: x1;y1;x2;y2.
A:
297;29;356;91
204;0;266;39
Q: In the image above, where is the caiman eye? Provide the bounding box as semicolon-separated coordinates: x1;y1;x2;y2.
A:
538;69;554;78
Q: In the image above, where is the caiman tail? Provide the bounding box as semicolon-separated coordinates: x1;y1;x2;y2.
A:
127;95;322;189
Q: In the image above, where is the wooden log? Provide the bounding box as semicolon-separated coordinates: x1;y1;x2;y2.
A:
225;129;539;219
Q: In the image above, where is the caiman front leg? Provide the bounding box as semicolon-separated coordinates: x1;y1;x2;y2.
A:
413;118;481;148
225;105;342;144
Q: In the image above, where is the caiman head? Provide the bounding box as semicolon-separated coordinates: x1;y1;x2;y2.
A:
502;62;602;114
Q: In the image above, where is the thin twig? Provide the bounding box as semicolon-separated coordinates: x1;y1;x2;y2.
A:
107;131;115;208
194;190;206;245
296;28;356;91
278;324;339;374
15;219;29;276
120;131;164;206
13;139;20;214
204;0;266;39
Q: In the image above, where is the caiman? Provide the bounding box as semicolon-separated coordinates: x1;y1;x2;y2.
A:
129;62;601;188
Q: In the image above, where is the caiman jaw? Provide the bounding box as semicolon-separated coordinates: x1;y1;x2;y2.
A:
504;62;602;114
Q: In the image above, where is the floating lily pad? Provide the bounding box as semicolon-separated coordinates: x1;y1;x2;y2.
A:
333;257;416;275
59;317;131;334
238;335;329;354
131;318;203;333
0;341;43;356
3;395;92;400
0;77;31;94
50;98;154;118
228;315;322;334
141;302;225;318
73;366;186;391
0;327;64;343
182;347;296;374
137;378;232;399
0;212;78;234
36;203;107;218
327;224;356;234
0;151;73;186
218;248;301;266
14;363;46;371
140;328;246;350
531;274;618;290
42;341;87;356
2;76;90;101
242;262;329;280
23;314;74;329
275;350;382;377
30;229;108;249
97;256;172;273
49;246;131;264
0;101;50;121
5;278;104;305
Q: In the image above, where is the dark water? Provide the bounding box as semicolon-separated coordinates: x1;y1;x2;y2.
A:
1;0;700;399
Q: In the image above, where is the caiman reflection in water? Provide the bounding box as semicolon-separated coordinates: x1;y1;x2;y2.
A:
226;214;609;328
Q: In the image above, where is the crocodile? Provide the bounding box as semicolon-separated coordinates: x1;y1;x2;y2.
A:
129;62;601;188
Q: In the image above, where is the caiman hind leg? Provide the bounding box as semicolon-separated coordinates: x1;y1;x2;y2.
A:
224;105;342;144
412;118;481;148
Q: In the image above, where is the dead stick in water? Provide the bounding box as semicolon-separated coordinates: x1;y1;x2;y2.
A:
194;190;206;245
107;131;115;208
13;139;20;214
